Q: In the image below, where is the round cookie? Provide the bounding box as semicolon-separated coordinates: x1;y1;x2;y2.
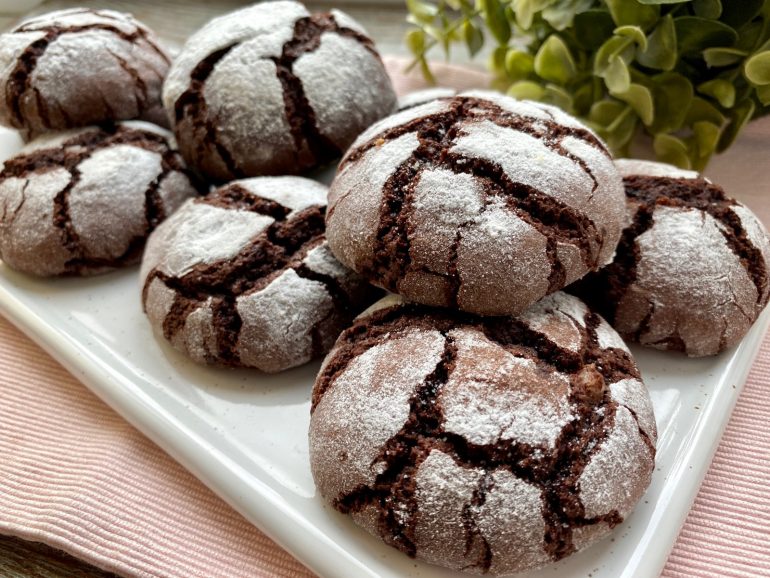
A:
140;177;380;372
309;292;656;575
326;92;626;316
0;8;170;138
573;159;770;357
0;121;199;276
163;0;397;181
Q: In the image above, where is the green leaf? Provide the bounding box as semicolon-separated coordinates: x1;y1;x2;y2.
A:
613;83;655;125
419;57;437;84
406;0;438;25
463;20;485;57
650;72;694;132
693;120;721;158
717;99;755;151
544;84;574;111
703;47;749;67
588;99;627;125
512;0;552;29
638;15;677;70
507;80;546;100
572;81;597;114
685;96;727;126
534;34;577;84
573;10;616;50
542;0;594;30
697;79;736;107
654;134;691;168
603;105;638;153
405;28;427;55
481;0;511;44
693;0;722;19
595;36;633;74
604;56;631;93
505;49;534;80
637;0;690;3
758;84;770;105
615;25;648;51
489;45;508;75
744;51;770;85
674;17;738;55
605;0;659;29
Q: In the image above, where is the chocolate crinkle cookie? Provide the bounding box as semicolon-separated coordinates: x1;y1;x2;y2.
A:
0;8;170;138
140;176;380;372
326;92;626;316
310;292;655;575
0;121;199;277
163;0;397;181
572;159;770;357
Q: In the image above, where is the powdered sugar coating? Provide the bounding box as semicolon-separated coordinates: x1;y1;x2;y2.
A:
311;329;446;498
141;202;273;279
610;378;657;441
413;450;483;570
578;407;654;519
164;0;396;180
397;88;457;111
140;176;377;372
615;158;699;179
440;327;573;448
310;292;655;575
455;201;550;315
577;160;770;357
618;206;761;356
0;122;197;277
236;269;333;372
327;132;420;271
294;33;396;150
0;8;170;137
326;93;625;316
477;470;550;574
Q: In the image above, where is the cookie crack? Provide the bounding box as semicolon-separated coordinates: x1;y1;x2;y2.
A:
333;332;457;558
173;44;245;180
357;97;604;301
322;303;642;565
7;20;163;128
270;13;365;171
144;205;327;364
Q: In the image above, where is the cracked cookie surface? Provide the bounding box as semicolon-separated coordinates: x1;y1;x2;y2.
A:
326;92;626;316
0;121;198;276
572;159;770;357
0;8;170;138
140;176;381;372
309;292;655;575
163;0;397;182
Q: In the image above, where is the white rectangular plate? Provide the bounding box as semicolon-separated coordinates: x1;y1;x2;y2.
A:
1;252;768;578
0;122;768;577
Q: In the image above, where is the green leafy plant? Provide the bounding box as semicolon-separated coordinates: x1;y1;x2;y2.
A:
406;0;770;169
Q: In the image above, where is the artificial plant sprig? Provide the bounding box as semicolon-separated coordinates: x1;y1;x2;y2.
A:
406;0;770;170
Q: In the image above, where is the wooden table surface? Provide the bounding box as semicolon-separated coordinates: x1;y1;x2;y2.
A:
1;1;768;576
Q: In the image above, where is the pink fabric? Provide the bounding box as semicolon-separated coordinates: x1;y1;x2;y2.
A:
0;58;769;578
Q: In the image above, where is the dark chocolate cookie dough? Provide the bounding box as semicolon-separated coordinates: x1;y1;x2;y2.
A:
0;121;198;276
163;0;397;181
326;92;626;316
140;176;380;372
0;8;170;138
573;159;770;357
309;292;655;575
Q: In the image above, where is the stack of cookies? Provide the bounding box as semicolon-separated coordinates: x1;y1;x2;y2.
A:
1;2;769;576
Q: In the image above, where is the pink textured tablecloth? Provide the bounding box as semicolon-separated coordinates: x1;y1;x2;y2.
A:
1;58;769;578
